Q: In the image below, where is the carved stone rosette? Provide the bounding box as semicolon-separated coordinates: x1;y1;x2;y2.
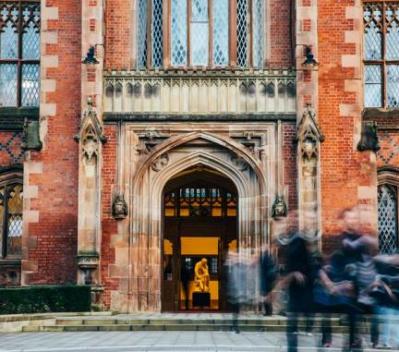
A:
297;107;324;235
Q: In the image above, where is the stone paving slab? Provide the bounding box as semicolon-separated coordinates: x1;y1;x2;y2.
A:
0;331;396;352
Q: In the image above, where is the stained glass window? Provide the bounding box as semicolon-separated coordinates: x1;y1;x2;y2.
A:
364;2;399;109
137;0;265;69
378;184;398;254
0;1;40;108
0;181;23;258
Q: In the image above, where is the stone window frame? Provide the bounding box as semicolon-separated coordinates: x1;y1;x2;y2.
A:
0;169;23;260
136;0;266;70
0;0;41;108
377;167;399;253
363;1;399;109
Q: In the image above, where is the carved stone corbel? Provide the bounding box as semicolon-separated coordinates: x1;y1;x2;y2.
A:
357;121;380;152
77;252;99;285
151;153;169;172
272;195;287;218
112;193;128;220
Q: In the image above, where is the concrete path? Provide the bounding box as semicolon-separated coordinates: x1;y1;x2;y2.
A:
0;331;395;352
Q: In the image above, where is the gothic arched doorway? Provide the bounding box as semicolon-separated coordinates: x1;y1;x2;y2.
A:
161;167;238;312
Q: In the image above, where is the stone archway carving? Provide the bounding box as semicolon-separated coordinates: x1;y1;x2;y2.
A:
124;132;268;312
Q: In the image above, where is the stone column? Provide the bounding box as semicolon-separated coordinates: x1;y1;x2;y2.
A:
77;0;105;288
76;100;106;285
295;0;321;234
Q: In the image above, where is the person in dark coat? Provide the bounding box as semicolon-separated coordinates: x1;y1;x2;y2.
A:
280;234;320;352
259;246;278;316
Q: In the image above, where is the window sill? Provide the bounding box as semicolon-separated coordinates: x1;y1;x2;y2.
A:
0;107;39;131
0;258;21;267
363;108;399;130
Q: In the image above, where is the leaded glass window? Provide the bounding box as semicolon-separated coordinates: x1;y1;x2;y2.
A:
378;184;398;254
164;186;237;218
364;2;399;109
0;1;40;107
137;0;265;69
137;0;164;69
0;181;23;258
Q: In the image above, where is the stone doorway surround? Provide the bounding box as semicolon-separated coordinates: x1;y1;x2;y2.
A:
108;123;281;313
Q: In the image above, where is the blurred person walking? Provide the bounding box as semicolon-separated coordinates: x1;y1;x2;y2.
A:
277;210;320;352
259;245;278;316
372;254;399;349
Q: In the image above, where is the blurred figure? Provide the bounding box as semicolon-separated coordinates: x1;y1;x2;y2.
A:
277;211;320;352
314;249;357;349
226;248;247;333
372;254;399;349
259;245;278;316
180;263;190;310
331;207;380;351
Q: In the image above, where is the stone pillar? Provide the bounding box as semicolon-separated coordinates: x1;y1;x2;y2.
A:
76;0;105;288
295;0;321;234
76;100;106;285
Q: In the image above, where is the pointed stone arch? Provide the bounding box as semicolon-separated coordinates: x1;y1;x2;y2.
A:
122;131;268;312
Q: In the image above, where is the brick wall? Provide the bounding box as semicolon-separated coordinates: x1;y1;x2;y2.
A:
318;0;377;253
282;123;297;210
22;0;82;285
100;124;118;309
105;0;133;70
268;0;294;68
377;132;399;169
0;132;24;168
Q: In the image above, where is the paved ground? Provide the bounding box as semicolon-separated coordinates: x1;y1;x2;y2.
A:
0;331;396;352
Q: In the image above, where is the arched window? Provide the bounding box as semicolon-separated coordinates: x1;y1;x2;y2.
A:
0;178;23;258
378;183;398;254
137;0;265;69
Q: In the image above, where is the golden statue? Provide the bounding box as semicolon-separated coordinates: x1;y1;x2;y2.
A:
194;258;210;292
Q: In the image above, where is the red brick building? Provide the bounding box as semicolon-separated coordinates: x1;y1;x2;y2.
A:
0;0;396;312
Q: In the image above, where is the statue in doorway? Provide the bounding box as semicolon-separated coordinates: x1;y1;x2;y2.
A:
194;258;210;293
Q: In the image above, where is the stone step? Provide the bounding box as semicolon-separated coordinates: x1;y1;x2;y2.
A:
54;317;343;327
23;323;351;333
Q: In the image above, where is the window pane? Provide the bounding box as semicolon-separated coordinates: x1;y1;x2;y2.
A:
137;0;148;68
171;0;187;66
152;0;163;68
364;65;382;108
212;0;228;66
0;22;18;59
0;64;17;107
6;184;23;257
253;0;265;68
22;4;40;60
190;0;208;66
387;65;399;108
237;0;248;67
386;5;399;60
378;185;398;254
22;64;40;107
363;5;382;60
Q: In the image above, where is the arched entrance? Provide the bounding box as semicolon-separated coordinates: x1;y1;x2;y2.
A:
161;167;238;312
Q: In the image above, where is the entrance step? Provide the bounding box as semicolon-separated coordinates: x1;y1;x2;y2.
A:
23;323;349;333
21;315;350;333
